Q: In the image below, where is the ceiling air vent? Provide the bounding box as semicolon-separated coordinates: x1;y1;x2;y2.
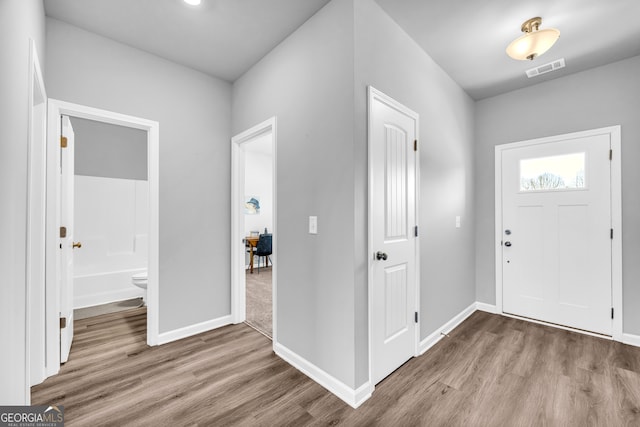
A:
526;58;565;78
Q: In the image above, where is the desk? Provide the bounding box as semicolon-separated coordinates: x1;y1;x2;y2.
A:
245;236;259;273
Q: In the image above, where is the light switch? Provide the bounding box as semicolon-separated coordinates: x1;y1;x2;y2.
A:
455;216;461;228
309;216;318;234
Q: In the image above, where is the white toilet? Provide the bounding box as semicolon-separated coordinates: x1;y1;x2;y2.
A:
132;270;148;304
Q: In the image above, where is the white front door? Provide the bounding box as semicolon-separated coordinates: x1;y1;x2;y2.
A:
501;133;612;335
369;87;418;384
60;116;76;362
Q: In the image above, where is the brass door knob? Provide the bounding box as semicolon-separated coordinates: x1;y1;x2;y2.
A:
72;242;82;249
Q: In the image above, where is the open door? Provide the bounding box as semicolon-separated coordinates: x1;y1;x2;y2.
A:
59;116;76;363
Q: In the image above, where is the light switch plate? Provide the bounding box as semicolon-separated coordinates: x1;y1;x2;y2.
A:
455;216;461;228
309;216;318;234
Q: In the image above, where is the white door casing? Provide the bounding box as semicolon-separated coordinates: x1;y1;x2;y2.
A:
495;126;622;339
368;87;419;385
231;117;277;344
60;116;75;363
45;100;160;379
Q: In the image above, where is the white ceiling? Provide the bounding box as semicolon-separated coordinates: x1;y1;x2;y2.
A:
44;0;331;82
375;0;640;99
45;0;640;99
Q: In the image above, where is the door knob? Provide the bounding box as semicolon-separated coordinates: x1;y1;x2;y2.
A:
376;251;388;261
72;241;82;249
504;241;512;247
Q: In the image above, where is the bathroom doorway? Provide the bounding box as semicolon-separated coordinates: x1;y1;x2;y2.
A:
231;118;277;341
69;117;149;320
44;100;159;379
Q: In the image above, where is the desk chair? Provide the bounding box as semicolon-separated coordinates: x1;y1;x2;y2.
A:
254;234;272;273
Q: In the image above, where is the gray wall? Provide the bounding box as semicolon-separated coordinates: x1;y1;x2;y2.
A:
233;0;476;389
475;55;640;334
354;0;476;368
46;18;232;333
71;117;147;180
233;0;358;388
0;0;46;404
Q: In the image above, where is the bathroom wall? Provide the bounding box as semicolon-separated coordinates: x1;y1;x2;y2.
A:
74;176;148;308
71;117;147;180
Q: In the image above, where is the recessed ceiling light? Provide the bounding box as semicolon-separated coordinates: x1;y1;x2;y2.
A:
184;0;201;6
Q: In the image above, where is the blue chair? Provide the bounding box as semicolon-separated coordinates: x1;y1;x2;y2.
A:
254;234;272;273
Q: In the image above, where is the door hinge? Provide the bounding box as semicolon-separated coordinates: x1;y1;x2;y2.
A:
414;225;419;237
611;307;614;319
609;149;612;160
415;312;419;323
414;139;417;151
60;317;67;329
60;136;68;148
60;226;67;238
611;228;614;239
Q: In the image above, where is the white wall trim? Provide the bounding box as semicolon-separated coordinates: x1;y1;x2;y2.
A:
622;334;640;348
157;315;233;345
494;126;623;340
475;302;498;314
45;100;160;381
25;38;48;399
230;117;277;344
274;342;373;409
419;302;476;355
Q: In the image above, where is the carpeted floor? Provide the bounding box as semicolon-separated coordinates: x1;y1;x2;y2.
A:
74;297;144;320
246;266;272;338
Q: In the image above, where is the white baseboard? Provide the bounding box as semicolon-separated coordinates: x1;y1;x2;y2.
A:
623;333;640;348
475;302;498;314
157;315;233;345
274;342;373;408
74;288;144;309
419;302;476;355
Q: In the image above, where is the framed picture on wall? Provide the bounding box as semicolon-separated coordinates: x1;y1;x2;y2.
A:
244;196;260;215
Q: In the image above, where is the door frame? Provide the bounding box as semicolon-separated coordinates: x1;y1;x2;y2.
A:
26;39;47;393
367;86;421;388
45;99;160;378
494;125;622;340
231;117;277;344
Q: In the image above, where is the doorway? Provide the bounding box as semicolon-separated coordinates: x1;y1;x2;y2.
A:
44;100;159;379
67;116;150;319
368;87;420;386
495;126;622;339
231;118;277;342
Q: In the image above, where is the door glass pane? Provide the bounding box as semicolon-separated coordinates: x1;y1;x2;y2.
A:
520;152;585;191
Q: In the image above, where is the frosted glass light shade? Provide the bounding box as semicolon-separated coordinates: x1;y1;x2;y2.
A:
184;0;201;5
506;28;560;61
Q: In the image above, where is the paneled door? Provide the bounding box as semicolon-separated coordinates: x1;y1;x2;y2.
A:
60;115;76;363
369;87;418;384
500;133;612;335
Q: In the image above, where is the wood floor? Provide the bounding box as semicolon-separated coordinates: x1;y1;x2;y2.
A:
32;309;640;426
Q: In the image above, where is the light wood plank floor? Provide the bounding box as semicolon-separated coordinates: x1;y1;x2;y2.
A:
32;309;640;426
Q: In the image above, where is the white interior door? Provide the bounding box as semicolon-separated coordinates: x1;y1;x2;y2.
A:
501;134;612;335
60;115;75;363
369;88;418;385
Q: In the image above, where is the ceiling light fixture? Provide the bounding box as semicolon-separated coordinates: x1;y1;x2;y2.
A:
183;0;201;6
506;17;560;61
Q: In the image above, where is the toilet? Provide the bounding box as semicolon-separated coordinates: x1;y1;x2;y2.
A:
131;270;148;304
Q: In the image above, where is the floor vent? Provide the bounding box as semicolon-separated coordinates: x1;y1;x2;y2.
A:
526;58;565;78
